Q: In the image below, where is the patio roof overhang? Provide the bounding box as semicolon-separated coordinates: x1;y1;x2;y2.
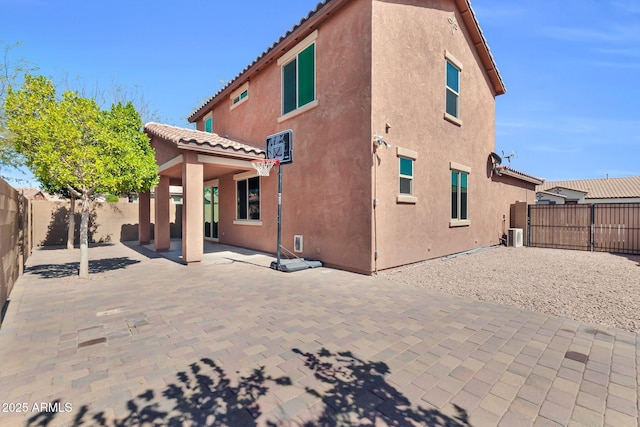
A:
144;122;266;184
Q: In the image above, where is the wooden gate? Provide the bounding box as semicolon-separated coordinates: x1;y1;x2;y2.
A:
528;203;640;255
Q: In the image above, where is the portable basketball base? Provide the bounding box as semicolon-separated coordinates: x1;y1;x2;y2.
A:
261;130;322;273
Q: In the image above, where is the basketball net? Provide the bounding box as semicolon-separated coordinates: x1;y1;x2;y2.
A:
251;159;280;176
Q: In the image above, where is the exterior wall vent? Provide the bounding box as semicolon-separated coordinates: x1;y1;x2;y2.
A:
294;235;303;253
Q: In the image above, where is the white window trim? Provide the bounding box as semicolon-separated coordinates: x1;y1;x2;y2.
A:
445;50;463;71
278;99;319;123
450;162;471;227
277;30;318;66
233;220;263;226
233;170;258;181
278;30;318;120
230;81;249;110
396;147;417;203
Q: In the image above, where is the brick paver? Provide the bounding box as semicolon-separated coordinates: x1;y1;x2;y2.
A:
0;242;638;426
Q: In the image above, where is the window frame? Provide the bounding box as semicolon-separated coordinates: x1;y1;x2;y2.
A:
204;115;213;133
278;30;319;122
233;171;262;225
444;51;463;126
230;82;249;110
450;162;471;227
396;147;418;204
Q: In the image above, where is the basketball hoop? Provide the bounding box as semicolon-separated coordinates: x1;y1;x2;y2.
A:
251;159;280;176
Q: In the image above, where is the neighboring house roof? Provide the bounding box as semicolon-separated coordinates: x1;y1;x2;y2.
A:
538;177;640;199
494;165;544;185
188;0;506;123
144;123;265;158
536;191;567;199
16;188;65;201
543;186;588;195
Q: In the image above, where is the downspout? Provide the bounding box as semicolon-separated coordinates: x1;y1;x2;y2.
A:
373;149;379;274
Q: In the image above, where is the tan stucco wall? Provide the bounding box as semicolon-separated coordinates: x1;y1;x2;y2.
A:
196;0;374;273
31;200;181;247
371;0;536;270
0;179;30;314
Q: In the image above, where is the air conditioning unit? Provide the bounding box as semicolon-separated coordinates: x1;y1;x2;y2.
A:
507;228;523;247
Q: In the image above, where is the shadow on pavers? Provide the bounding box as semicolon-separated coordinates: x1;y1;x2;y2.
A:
26;348;471;426
25;257;140;279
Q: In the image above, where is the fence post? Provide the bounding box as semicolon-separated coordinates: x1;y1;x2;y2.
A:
590;204;595;252
527;204;531;247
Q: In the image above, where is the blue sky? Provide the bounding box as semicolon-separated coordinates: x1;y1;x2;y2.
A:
1;0;638;184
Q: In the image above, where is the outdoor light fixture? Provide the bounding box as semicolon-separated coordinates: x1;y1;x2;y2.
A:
373;133;390;149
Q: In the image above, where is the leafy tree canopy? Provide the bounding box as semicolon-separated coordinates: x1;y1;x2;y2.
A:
5;74;158;197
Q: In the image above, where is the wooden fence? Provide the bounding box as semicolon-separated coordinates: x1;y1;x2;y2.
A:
529;203;640;255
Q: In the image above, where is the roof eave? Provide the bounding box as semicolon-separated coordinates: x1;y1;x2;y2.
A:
455;0;507;96
188;0;349;123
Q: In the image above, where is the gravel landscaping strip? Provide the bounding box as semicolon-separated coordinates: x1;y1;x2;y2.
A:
381;246;640;333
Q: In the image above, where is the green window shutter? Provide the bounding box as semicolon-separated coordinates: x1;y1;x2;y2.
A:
205;117;212;133
297;44;315;107
283;59;297;114
460;172;468;220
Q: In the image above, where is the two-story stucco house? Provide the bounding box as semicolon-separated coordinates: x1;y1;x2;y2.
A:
138;0;542;274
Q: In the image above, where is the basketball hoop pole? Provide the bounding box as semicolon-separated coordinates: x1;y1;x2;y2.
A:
276;163;282;270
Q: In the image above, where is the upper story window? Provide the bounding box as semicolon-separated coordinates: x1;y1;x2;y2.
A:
278;30;318;120
444;51;463;126
446;61;459;117
204;116;213;133
230;82;249;110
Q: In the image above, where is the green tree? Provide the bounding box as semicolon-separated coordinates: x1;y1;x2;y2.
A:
6;74;158;278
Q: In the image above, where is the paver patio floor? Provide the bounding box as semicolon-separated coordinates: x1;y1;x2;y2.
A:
0;243;638;426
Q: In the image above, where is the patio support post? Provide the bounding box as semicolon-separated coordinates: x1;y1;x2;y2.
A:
154;175;171;252
182;152;203;264
138;191;151;244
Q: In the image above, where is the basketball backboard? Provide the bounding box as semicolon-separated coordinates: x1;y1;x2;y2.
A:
266;130;293;164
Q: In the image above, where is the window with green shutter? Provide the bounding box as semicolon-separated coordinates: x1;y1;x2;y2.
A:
204;117;212;133
282;43;316;115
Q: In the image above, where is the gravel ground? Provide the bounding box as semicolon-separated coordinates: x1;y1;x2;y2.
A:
381;246;640;333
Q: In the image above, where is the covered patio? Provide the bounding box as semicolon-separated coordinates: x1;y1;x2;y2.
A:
138;123;265;264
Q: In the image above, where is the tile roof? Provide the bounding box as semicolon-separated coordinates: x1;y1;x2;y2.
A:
538;177;640;199
188;0;506;122
494;165;544;185
144;123;265;158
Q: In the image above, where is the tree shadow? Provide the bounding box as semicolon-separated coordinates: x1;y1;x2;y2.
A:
26;358;292;427
294;348;471;426
25;257;140;279
41;203;99;246
25;350;471;426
